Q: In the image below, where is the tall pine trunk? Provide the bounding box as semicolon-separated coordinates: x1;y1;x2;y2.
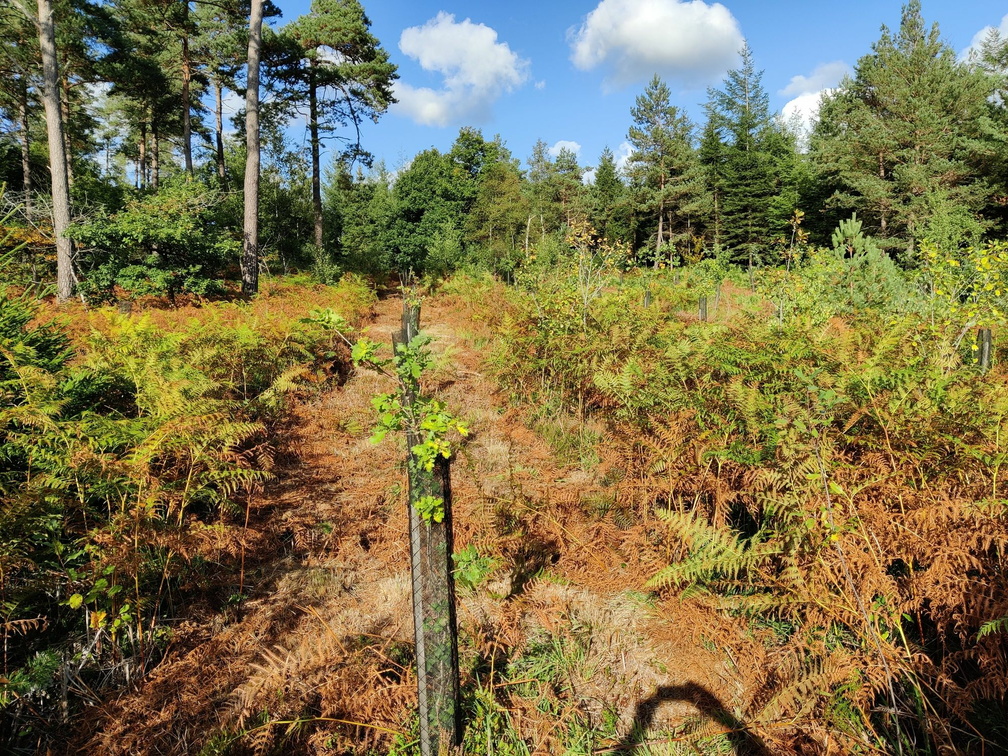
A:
60;69;73;186
18;83;32;218
242;0;264;295
214;80;227;190
34;0;74;302
181;1;193;175
309;58;323;250
151;122;160;190
138;120;147;188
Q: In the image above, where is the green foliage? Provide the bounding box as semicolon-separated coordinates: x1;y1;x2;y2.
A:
810;0;994;254
760;214;915;324
388;149;468;275
0;290;352;744
282;0;397;163
627;75;711;263
978;616;1008;639
452;544;497;591
920;239;1008;355
353;324;467;524
424;220;466;278
69;179;236;303
307;244;343;285
704;43;798;265
478;256;1008;752
588;146;630;244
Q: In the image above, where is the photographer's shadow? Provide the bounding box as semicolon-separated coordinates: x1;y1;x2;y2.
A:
612;682;770;755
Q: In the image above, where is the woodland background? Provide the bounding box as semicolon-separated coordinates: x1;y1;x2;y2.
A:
2;0;1008;753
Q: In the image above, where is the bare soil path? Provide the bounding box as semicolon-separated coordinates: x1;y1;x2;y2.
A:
84;290;766;755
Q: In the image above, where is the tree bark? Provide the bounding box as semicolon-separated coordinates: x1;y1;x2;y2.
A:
151;122;160;190
309;57;323;250
214;80;227;190
242;0;264;295
18;82;32;218
181;1;193;175
60;68;73;186
138;120;147;188
34;0;74;302
655;194;664;268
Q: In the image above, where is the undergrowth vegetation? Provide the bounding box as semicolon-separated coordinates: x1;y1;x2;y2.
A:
0;273;375;747
473;225;1008;753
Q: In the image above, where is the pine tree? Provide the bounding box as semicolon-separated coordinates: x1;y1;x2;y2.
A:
626;74;710;266
589;146;628;242
551;146;585;228
241;0;264;295
0;5;39;213
466;160;527;265
523;139;554;245
12;0;74;301
810;1;992;257
282;0;397;251
698;108;726;248
705;43;794;268
971;28;1008;236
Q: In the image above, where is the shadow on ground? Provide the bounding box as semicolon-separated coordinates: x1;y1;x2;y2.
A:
613;682;770;755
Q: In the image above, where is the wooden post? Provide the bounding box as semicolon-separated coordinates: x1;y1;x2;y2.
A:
397;301;460;755
699;296;708;322
978;328;993;374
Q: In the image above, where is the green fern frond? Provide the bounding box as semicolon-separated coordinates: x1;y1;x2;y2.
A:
978;615;1008;639
647;510;761;589
725;377;770;437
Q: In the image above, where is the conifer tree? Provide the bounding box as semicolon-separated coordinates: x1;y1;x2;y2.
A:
589;146;628;242
626;74;710;265
698;108;726;248
466;160;527;262
970;28;1008;236
0;5;39;213
704;43;793;267
241;0;264;295
282;0;397;250
551;146;585;228
523;139;555;244
13;0;74;300
811;1;992;256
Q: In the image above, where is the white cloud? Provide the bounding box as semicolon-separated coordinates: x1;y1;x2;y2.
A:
778;61;849;148
569;0;743;88
549;140;582;158
615;141;633;174
781;90;831;136
962;14;1008;60
535;80;546;90
392;12;530;127
779;61;849;97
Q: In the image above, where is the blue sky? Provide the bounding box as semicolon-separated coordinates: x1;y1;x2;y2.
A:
264;0;1008;175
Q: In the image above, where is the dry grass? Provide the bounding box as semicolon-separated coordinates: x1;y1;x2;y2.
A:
72;284;767;755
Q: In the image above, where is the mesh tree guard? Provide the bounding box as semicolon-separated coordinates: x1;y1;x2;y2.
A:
397;301;460;754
